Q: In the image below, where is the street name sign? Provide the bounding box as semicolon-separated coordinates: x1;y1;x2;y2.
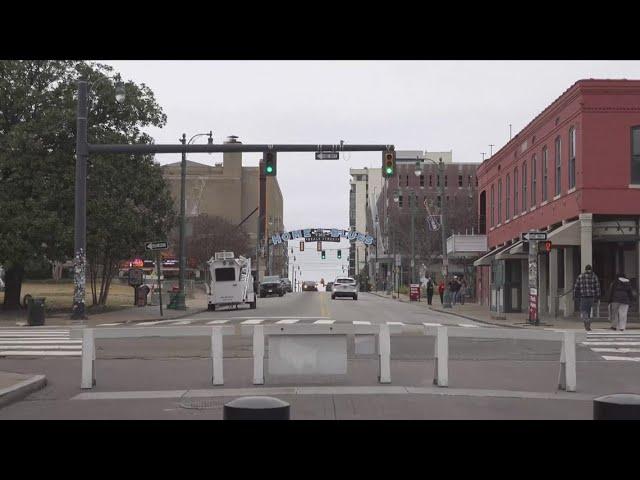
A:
523;232;547;241
315;151;340;160
145;241;168;251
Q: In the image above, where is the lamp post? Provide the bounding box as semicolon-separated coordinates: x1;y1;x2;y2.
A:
72;77;126;321
170;131;213;311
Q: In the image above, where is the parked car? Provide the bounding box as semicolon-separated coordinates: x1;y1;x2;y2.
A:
331;276;358;300
302;281;318;292
260;275;285;297
281;278;292;293
326;282;334;292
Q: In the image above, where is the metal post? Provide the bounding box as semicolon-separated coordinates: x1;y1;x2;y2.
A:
156;251;163;317
411;192;415;284
72;80;89;320
258;159;266;282
171;133;187;310
440;160;451;308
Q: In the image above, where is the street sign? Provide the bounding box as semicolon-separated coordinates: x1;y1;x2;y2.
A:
523;232;547;241
427;216;441;231
145;241;168;251
315;151;339;160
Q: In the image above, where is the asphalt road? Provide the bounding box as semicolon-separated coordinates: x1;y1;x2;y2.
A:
1;292;639;419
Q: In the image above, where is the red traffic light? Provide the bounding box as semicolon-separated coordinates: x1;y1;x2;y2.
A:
544;241;552;252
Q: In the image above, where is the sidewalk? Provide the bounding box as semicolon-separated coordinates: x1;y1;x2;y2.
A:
0;291;209;328
369;291;639;330
0;371;47;408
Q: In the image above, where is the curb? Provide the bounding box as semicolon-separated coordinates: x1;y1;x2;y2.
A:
120;307;209;325
0;374;47;409
427;307;524;329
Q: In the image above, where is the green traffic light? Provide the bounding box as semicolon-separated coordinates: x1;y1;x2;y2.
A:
266;165;273;173
385;167;393;175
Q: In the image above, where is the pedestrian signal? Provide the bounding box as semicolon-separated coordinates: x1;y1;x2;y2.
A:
544;241;552;252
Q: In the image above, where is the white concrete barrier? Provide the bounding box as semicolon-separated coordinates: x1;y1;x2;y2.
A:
80;326;234;389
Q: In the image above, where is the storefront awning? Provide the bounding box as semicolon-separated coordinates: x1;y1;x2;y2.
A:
473;244;510;267
547;220;580;246
495;240;528;260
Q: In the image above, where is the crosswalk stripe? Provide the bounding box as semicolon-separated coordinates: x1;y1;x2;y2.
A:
422;322;442;327
97;323;124;326
583;342;640;346
0;351;81;356
353;321;371;325
592;348;640;353
0;345;81;350
0;328;81;357
276;319;299;324
169;320;193;325
313;320;335;324
206;320;229;325
0;333;69;337
241;319;264;325
0;340;80;344
386;322;404;325
601;356;640;362
458;323;479;328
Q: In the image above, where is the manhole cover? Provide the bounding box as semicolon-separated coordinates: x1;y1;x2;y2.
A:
178;392;222;410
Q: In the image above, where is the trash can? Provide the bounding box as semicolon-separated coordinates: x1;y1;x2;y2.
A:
136;285;150;307
593;394;640;420
223;396;290;420
27;297;46;326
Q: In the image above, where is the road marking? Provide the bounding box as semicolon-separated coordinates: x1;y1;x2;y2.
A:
0;333;69;337
0;345;81;350
601;356;640;362
276;319;299;324
169;320;193;325
458;323;479;328
313;320;335;324
206;320;229;325
353;321;371;325
422;322;442;327
0;340;81;344
0;351;82;356
591;348;640;353
97;323;124;326
137;321;168;326
582;342;640;346
386;321;404;325
241;319;264;325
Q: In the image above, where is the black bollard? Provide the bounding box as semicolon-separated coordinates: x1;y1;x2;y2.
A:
593;394;640;420
223;396;290;420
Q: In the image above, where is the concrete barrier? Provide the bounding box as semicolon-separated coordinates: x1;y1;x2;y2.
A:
80;326;234;389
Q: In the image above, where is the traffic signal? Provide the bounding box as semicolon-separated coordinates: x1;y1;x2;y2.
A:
337;249;342;259
264;149;277;176
299;241;304;252
321;250;326;260
544;241;552;252
382;150;396;178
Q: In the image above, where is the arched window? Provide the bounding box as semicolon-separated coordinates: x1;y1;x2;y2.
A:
514;168;519;215
531;155;537;205
506;174;511;219
542;147;548;201
569;126;576;189
490;185;495;226
522;161;527;211
633;126;640;184
498;180;502;224
555;136;562;196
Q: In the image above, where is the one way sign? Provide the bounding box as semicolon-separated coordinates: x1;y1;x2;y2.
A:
523;232;547;241
145;241;168;251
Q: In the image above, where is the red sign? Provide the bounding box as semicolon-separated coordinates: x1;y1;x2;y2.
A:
529;293;538;322
132;258;144;268
410;284;421;301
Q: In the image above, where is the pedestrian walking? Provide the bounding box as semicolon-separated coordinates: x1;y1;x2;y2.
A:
426;276;434;305
573;264;601;331
607;272;635;331
438;280;445;305
449;276;461;306
459;276;468;305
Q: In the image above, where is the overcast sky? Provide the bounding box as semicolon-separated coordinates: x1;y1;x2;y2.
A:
105;60;640;280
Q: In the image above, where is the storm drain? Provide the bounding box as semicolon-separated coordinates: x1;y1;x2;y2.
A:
178;391;223;410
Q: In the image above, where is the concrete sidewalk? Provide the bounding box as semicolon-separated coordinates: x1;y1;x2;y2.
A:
0;371;47;409
0;291;209;328
369;290;640;330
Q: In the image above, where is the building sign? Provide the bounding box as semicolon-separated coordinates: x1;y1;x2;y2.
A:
270;228;375;246
427;215;441;231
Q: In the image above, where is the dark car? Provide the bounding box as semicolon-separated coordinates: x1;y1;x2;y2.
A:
326;282;334;292
302;281;318;292
281;278;292;293
260;275;285;297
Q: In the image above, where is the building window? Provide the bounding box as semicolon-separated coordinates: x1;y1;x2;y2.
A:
555;136;562;196
445;175;448;187
399;195;403;208
542;147;548;201
491;185;496;227
506;174;510;219
498;179;502;223
514;168;519;215
437;195;441;208
633;126;640;184
522;161;527;211
429;175;433;187
420;175;425;187
406;175;410;187
437;175;440;187
569;126;576;189
532;155;537;206
468;175;472;187
458;175;463;187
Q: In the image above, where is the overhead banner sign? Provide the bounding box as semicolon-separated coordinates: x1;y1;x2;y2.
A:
271;228;375;246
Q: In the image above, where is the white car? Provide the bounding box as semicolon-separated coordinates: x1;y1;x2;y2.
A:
331;276;358;300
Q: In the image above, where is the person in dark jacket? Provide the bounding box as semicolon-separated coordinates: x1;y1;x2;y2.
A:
573;264;600;331
608;272;635;331
425;276;434;305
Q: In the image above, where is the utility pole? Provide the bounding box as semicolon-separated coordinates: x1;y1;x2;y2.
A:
258;158;266;282
481;152;486;162
174;133;187;310
440;159;451;308
411;191;415;284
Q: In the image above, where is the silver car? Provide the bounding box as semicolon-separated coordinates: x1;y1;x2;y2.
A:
331;276;358;300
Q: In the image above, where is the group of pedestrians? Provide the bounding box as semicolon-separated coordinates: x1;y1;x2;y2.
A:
422;275;468;306
573;264;635;331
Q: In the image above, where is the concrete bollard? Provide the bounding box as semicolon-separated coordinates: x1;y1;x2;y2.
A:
593;394;640;420
223;396;290;420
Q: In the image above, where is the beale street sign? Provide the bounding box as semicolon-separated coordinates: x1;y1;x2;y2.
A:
270;228;375;246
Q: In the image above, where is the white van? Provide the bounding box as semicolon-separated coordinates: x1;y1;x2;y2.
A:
207;252;257;311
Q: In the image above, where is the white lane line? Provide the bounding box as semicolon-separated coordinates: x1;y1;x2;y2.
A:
97;323;124;326
276;319;299;324
422;322;442;327
0;351;82;356
206;320;229;325
583;342;640;346
353;321;371;325
0;345;81;350
592;348;640;353
459;323;479;328
0;330;70;334
386;322;404;325
0;333;69;337
601;356;640;362
313;320;335;324
241;319;264;325
168;320;193;325
0;340;80;344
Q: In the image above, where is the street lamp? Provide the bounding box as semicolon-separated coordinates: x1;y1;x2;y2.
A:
170;131;213;311
71;77;126;320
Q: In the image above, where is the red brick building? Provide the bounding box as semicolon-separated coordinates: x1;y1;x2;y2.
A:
474;79;640;318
